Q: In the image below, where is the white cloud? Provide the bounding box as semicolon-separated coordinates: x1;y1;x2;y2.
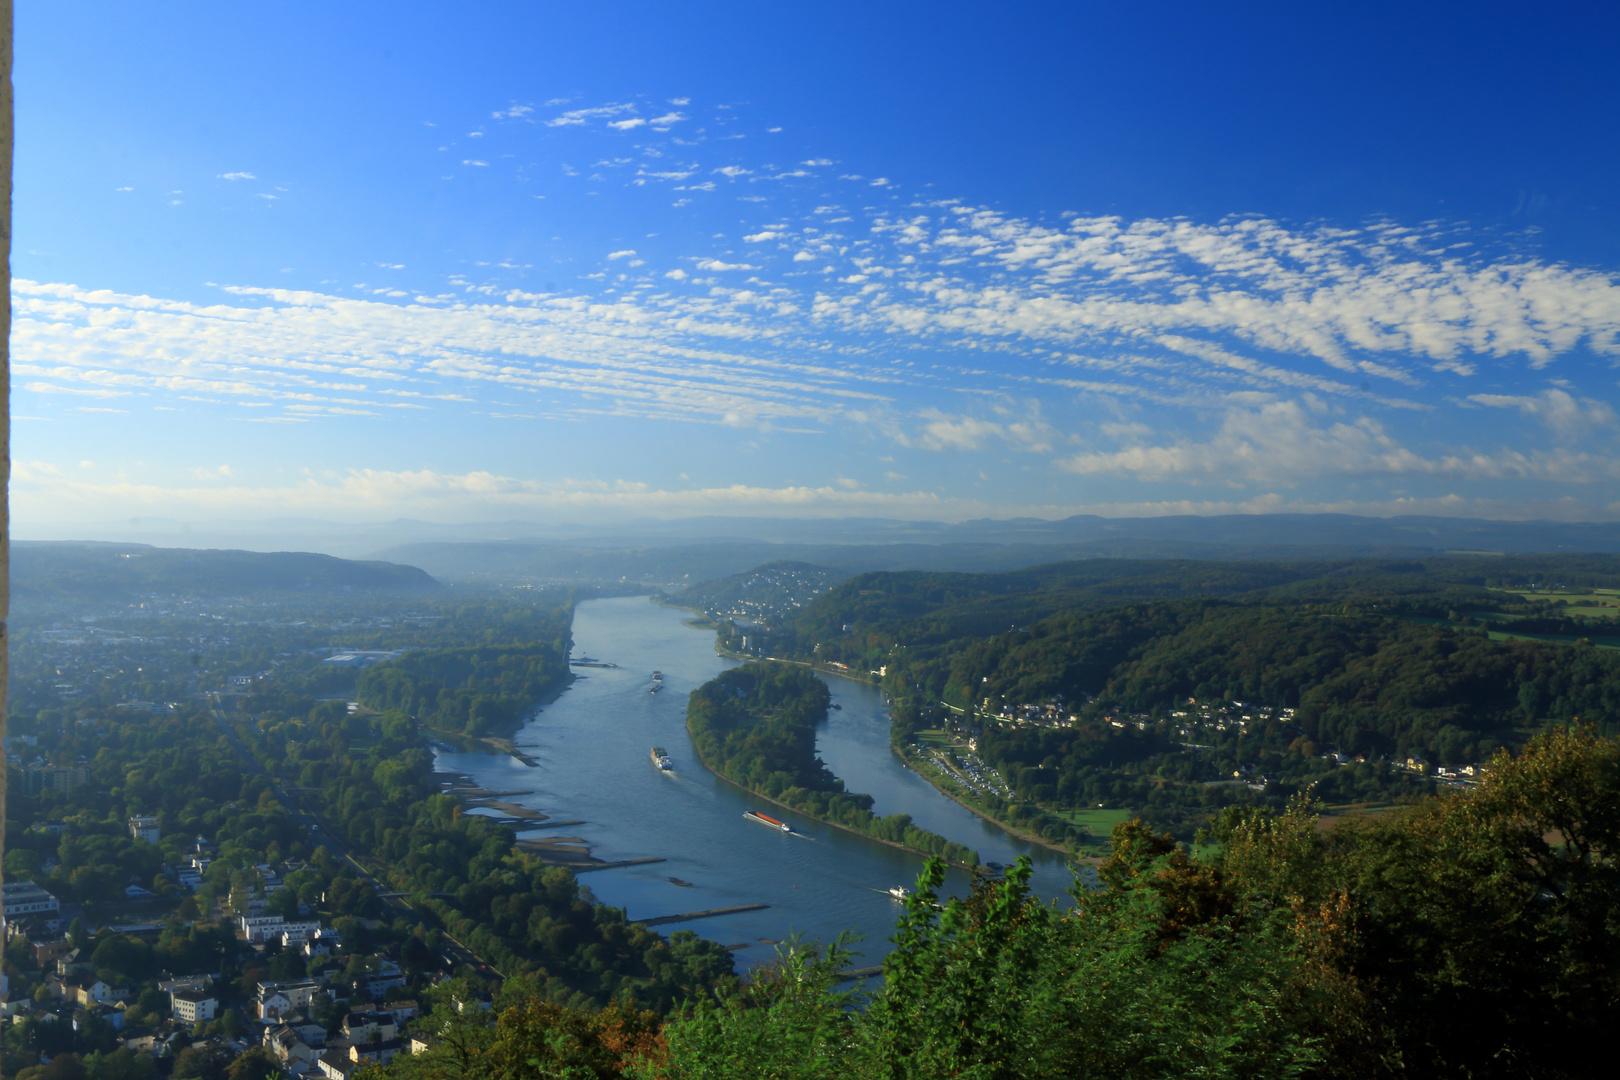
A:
23;381;128;398
608;118;647;130
1100;421;1152;439
218;172;255;181
26;146;1620;513
914;406;1055;453
14;467;962;523
462;159;489;167
852;211;1620;378
606;249;638;260
1058;400;1620;484
546;103;637;127
1467;388;1616;440
11;278;891;433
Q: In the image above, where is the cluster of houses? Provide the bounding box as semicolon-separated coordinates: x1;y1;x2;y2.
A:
1168;701;1295;733
264;998;425;1078
1394;755;1493;784
701;563;833;626
0;907;421;1078
985;699;1079;728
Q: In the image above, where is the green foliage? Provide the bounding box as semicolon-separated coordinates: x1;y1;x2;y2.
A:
752;553;1620;839
255;694;736;1007
654;854;1321;1079
1213;726;1620;1078
373;976;665;1079
686;664;978;865
646;731;1620;1079
357;640;573;737
651;935;867;1080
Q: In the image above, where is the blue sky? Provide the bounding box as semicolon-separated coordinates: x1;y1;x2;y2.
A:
15;1;1620;531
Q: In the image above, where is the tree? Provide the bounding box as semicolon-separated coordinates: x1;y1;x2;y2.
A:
20;1054;88;1080
91;935;153;984
83;1049;157;1080
224;1048;279;1080
1211;725;1620;1079
170;1046;230;1080
656;935;863;1080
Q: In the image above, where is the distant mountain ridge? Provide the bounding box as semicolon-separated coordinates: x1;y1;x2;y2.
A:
27;513;1620;588
13;542;439;598
26;511;1620;564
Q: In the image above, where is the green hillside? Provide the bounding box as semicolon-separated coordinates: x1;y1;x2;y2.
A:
13;542;439;597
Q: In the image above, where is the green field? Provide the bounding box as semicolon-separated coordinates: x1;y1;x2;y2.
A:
1485;629;1620;651
1056;807;1135;852
1501;588;1620;619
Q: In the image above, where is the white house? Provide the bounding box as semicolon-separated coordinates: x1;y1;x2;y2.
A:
238;914;324;944
171;988;218;1024
2;881;60;919
258;979;325;1022
264;1022;326;1069
128;816;161;844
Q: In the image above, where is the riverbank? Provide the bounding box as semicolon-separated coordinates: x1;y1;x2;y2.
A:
896;746;1088;861
684;664;981;869
697;757;980;871
735;652;1082;860
424;673;606;862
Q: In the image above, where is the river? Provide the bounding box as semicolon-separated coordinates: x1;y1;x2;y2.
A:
433;595;1077;970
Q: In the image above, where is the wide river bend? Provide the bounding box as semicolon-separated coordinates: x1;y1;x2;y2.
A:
434;596;1076;970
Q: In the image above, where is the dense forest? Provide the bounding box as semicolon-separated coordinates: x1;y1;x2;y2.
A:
734;555;1620;840
685;664;979;866
356;640;573;737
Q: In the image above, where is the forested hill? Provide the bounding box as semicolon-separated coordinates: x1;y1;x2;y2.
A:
13;542;439;597
753;553;1620;843
782;553;1620;647
675;560;847;623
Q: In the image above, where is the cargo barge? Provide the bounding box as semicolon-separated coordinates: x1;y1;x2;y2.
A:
650;746;673;771
743;810;792;833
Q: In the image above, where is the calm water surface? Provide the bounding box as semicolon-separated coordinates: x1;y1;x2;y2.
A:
435;596;1077;969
